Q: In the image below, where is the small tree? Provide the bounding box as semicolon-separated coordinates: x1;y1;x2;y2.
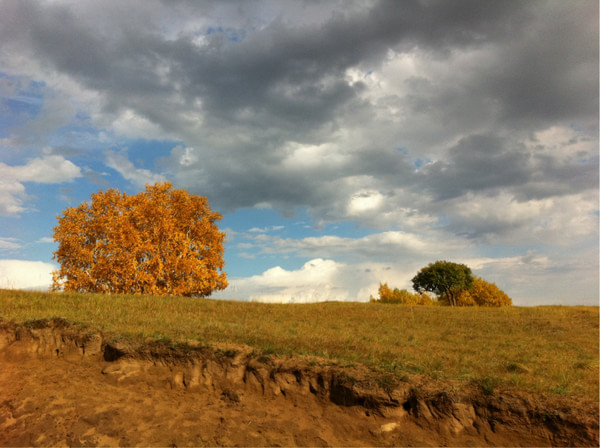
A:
52;182;228;297
411;260;473;306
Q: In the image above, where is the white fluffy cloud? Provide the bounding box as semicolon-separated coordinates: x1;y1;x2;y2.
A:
0;177;28;216
0;155;82;216
0;259;55;290
109;109;176;141
213;258;409;303
4;154;82;183
347;189;385;216
105;150;167;188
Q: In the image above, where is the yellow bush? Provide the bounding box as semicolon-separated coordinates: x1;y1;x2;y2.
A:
451;277;512;306
470;277;512;306
371;283;433;305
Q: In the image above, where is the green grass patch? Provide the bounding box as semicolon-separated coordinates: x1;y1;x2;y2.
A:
0;289;598;400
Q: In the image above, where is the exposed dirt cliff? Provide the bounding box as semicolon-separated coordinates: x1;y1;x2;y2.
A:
0;319;597;446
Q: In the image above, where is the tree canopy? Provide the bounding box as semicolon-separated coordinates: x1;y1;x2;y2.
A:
52;182;227;297
411;260;474;307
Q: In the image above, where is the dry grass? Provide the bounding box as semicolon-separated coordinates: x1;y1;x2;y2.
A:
1;289;598;400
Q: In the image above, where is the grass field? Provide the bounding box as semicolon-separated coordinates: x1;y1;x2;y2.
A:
0;289;598;400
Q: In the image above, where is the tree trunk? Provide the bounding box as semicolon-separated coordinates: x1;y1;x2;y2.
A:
448;291;456;306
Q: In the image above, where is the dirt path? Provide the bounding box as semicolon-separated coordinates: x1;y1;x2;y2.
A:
0;319;597;447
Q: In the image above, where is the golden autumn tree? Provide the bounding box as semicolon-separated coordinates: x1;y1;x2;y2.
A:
52;182;227;297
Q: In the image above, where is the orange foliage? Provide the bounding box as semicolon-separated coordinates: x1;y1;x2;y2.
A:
455;277;513;307
374;278;512;307
52;182;227;297
371;283;433;305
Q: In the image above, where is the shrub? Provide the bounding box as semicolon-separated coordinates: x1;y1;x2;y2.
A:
468;277;512;306
371;283;433;305
375;275;512;307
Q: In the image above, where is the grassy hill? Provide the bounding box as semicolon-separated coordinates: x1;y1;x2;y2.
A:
0;289;597;400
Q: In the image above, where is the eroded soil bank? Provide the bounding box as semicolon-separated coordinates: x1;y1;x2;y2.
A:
0;319;597;447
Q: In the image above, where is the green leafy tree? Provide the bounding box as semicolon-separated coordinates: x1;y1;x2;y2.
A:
411;260;474;306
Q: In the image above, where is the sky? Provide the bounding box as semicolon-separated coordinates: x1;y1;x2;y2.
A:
0;0;598;305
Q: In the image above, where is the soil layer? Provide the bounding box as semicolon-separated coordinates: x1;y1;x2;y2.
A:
0;319;597;446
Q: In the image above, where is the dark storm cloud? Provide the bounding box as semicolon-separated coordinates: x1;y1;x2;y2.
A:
151;0;543;136
521;153;599;201
419;135;531;200
0;0;538;136
1;0;597;237
419;133;598;203
477;2;599;130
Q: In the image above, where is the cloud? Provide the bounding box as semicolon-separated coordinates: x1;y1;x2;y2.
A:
347;190;385;216
105;150;167;188
0;155;82;216
0;238;21;250
463;246;599;306
213;258;410;303
248;230;463;262
109;108;173;141
248;225;284;233
212;258;345;303
2;1;596;233
3;154;82;184
419;132;598;203
0;177;28;216
0;259;55;290
444;191;598;244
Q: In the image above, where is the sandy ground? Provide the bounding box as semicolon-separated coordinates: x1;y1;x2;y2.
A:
0;319;597;447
